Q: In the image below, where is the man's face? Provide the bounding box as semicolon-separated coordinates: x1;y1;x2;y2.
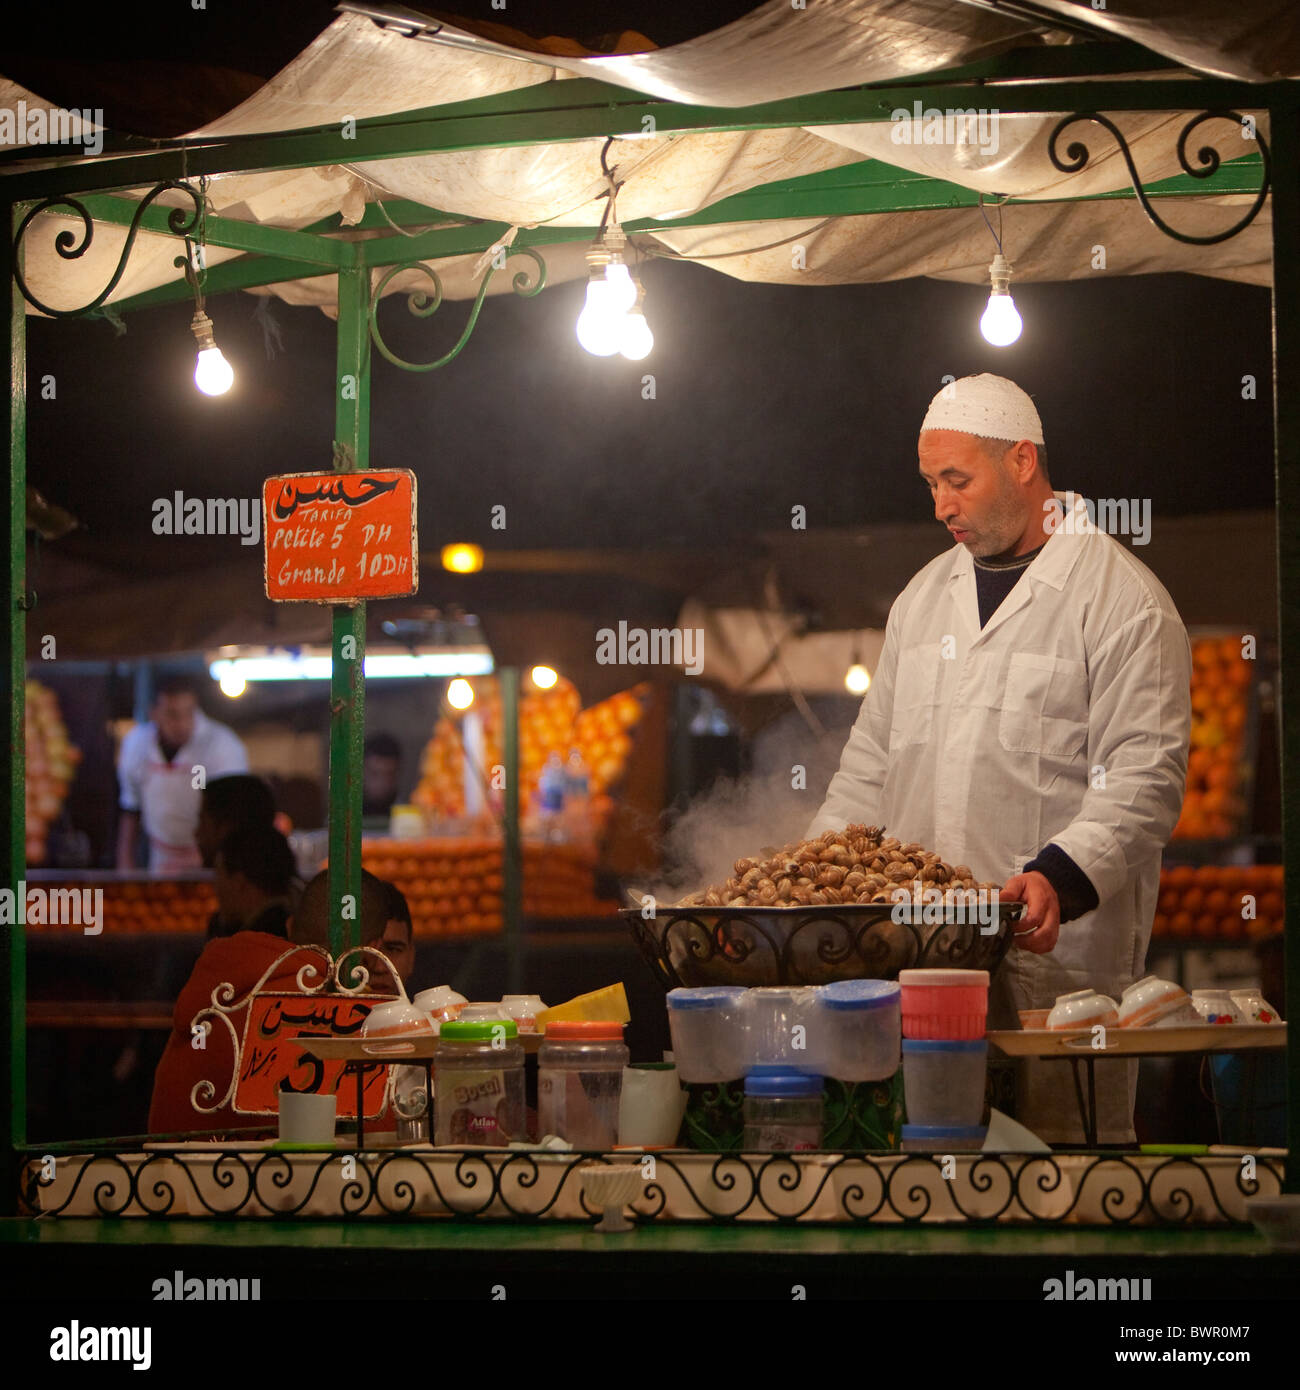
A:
153;692;197;748
363;754;400;806
365;919;413;993
918;429;1029;558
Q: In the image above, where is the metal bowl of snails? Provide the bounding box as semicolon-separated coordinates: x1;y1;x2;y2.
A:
622;826;1026;988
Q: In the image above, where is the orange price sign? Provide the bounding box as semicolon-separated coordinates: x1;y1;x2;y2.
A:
233;993;391;1118
263;469;418;603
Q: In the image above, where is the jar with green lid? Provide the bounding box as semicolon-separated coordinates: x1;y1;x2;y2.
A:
434;1020;526;1145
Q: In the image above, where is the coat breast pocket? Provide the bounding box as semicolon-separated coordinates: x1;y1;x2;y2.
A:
998;651;1089;757
890;642;943;749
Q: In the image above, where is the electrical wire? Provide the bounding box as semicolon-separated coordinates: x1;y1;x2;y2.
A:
978;192;1009;254
642;216;836;261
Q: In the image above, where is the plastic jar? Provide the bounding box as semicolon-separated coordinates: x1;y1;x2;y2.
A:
666;986;747;1082
898;968;989;1039
434;1020;525;1145
538;1021;630;1148
818;980;901;1081
744;986;825;1072
743;1067;824;1151
902;1038;988;1127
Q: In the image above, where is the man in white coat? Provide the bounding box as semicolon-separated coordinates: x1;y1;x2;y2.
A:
808;374;1190;1144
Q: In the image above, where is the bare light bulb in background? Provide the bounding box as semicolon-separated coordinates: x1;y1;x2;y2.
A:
980;252;1023;347
845;663;871;695
219;670;247;698
530;664;559;689
604;259;637;312
447;678;475;710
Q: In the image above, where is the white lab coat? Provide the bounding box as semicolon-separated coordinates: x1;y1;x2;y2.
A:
809;494;1191;1143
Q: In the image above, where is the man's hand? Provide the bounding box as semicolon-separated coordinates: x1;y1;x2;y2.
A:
999;870;1061;954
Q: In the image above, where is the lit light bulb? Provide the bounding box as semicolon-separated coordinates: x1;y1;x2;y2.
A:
219;670;247;698
604;259;637;312
618;305;654;361
980;293;1023;347
530;664;559;690
195;346;234;396
441;543;484;574
979;252;1022;347
447;678;474;710
576;273;626;356
845;663;871;695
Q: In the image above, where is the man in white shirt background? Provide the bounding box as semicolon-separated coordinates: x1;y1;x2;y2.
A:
116;675;248;871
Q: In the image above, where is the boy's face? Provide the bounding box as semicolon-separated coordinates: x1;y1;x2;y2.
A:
364;919;413;992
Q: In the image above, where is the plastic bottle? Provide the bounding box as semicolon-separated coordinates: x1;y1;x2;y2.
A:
562;747;591;845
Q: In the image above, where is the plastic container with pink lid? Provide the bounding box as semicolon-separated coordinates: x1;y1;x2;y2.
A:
898;968;989;1039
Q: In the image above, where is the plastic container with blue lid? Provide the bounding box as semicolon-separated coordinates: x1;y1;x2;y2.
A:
743;1068;824;1151
817;980;901;1082
666;987;747;1083
902;1038;987;1127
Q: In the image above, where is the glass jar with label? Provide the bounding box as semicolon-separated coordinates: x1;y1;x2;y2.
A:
743;1067;824;1152
538;1021;629;1149
434;1020;525;1145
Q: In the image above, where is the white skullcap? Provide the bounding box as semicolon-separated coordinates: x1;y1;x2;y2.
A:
920;373;1045;444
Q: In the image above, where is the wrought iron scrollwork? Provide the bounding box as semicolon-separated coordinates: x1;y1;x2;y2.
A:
368;245;547;371
12;181;204;317
22;1146;1285;1227
1047;110;1271;246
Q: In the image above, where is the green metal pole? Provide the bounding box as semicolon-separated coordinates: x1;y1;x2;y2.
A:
1269;96;1300;1194
2;203;28;1213
501;666;522;993
327;266;370;958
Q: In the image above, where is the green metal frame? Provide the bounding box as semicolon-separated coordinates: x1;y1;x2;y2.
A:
2;41;1298;1205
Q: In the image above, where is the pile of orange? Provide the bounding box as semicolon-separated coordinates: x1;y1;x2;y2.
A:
412;679;647;826
1151;863;1283;942
25;681;81;865
361;836;615;936
1171;636;1253;840
28;878;218;934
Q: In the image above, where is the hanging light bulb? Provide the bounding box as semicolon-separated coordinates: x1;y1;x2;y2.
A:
604;257;637;312
219;669;247;698
576;267;625;357
191;309;234;395
618;281;654;361
980;253;1023;347
845;663;871;695
530;664;559;690
447;678;475;710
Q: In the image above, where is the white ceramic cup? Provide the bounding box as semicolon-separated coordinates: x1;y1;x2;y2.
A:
278;1091;337;1144
1046;989;1119;1030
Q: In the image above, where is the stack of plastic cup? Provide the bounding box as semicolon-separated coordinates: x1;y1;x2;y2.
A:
743;986;826;1074
898;968;989;1146
817;980;901;1082
666;986;748;1083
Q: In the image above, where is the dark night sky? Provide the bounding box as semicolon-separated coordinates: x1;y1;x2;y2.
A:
25;264;1276;573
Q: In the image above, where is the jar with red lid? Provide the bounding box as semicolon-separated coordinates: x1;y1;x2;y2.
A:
538;1021;629;1149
